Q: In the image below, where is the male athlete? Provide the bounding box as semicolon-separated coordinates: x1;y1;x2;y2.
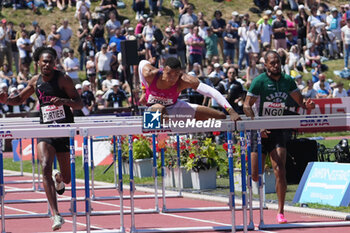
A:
0;47;83;231
243;50;315;224
138;57;241;121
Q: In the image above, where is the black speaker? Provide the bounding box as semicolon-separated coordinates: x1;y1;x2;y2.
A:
285;138;318;184
121;40;139;66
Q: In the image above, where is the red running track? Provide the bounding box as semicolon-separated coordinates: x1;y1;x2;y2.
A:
1;173;350;233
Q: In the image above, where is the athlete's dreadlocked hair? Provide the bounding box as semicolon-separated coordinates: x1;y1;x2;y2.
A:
164;57;181;69
33;46;57;63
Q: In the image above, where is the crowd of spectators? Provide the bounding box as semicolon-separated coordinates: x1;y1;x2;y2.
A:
0;0;349;116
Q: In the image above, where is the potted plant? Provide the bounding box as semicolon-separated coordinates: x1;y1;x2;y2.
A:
182;137;219;190
112;135;153;178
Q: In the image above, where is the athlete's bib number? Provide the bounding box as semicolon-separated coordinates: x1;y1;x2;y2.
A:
41;105;66;123
147;94;174;106
262;102;285;116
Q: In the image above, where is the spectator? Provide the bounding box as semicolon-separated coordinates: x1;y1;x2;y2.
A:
77;20;90;70
30;24;46;74
95;90;105;109
226;66;244;114
82;33;96;62
306;26;319;49
95;44;115;89
186;26;204;71
148;0;162;17
318;27;337;58
81;80;96;115
307;6;322;34
106;79;129;108
58;19;73;49
102;71;114;93
162;27;178;60
16;66;31;87
47;24;61;48
341;18;350;70
173;25;186;68
305;43;321;67
106;11;121;39
223;23;237;62
179;4;197;35
63;49;80;84
302;79;317;99
313;73;331;93
16;30;32;71
75;0;92;28
99;0;118;18
258;15;272;46
109;27;126;53
133;0;145;20
25;0;52;12
29;21;46;37
272;10;287;50
204;27;218;66
295;5;308;47
7;21;19;74
246;22;259;56
86;51;96;93
0;19;12;71
316;81;331;98
0;64;16;87
91;16;106;51
294;75;305;90
238;21;249;70
211;10;226;61
327;7;341;47
142;17;156;60
257;10;273;25
245;57;259;88
47;37;62;65
332;82;348;97
17;84;36;112
288;45;308;73
135;16;145;35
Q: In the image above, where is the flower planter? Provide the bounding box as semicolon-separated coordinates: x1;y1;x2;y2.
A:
191;167;217;190
234;169;276;194
122;158;153;178
165;167;193;188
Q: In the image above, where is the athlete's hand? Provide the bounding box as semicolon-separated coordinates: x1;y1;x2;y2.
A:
139;93;147;106
304;98;315;110
227;108;241;122
0;91;8;104
50;97;65;106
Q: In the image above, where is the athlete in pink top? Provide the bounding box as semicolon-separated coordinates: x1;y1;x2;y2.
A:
139;57;241;121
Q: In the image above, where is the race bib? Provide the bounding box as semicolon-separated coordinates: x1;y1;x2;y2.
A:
147;94;174;106
41;105;66;123
262;102;285;116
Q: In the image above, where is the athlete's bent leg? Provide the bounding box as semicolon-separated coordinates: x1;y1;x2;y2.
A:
194;105;226;120
56;152;71;185
269;147;287;215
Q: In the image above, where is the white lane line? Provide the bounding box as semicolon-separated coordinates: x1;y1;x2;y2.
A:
3;205;104;230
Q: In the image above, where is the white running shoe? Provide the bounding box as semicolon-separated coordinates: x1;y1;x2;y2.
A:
52;169;65;195
52;214;65;231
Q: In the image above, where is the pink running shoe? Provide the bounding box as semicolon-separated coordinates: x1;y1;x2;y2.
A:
277;213;287;224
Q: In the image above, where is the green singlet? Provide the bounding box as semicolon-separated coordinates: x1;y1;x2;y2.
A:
248;72;298;116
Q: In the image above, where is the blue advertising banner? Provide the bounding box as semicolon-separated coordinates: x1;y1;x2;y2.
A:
293;162;350;206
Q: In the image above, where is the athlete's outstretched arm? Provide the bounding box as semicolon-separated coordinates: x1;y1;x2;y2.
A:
180;74;241;121
243;95;258;120
1;76;37;106
289;90;315;110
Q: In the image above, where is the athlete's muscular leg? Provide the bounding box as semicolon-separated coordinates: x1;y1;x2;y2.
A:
56;152;71;185
194;105;226;120
37;142;59;216
251;152;267;182
269;147;287;214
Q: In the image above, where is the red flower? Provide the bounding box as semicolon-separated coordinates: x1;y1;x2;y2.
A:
232;145;236;153
180;145;186;150
172;142;178;148
213;131;220;136
110;138;115;144
187;146;192;150
223;143;228;151
192;140;198;145
189;153;195;159
132;135;140;141
186;139;190;144
156;144;161;152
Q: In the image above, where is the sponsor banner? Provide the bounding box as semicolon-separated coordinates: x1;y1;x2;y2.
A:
293;162;350;207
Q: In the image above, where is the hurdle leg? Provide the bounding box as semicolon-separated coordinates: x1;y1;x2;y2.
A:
0;139;6;233
117;136;125;233
240;131;248;233
152;134;159;212
31;138;36;191
82;131;91;233
19;139;23;176
90;137;95;200
176;134;182;196
257;130;265;227
161;148;166;211
113;135;118;189
53;156;57;169
227;131;236;233
129;135;136;233
69;131;77;233
246;130;254;229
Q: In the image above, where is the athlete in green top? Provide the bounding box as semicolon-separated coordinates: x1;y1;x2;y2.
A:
243;51;315;224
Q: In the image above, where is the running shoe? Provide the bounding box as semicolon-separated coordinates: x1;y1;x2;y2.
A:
52;214;65;231
277;213;287;224
52;169;65;195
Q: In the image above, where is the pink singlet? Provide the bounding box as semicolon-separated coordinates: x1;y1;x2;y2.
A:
145;71;180;106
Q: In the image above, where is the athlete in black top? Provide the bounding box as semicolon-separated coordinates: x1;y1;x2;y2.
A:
0;47;83;231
